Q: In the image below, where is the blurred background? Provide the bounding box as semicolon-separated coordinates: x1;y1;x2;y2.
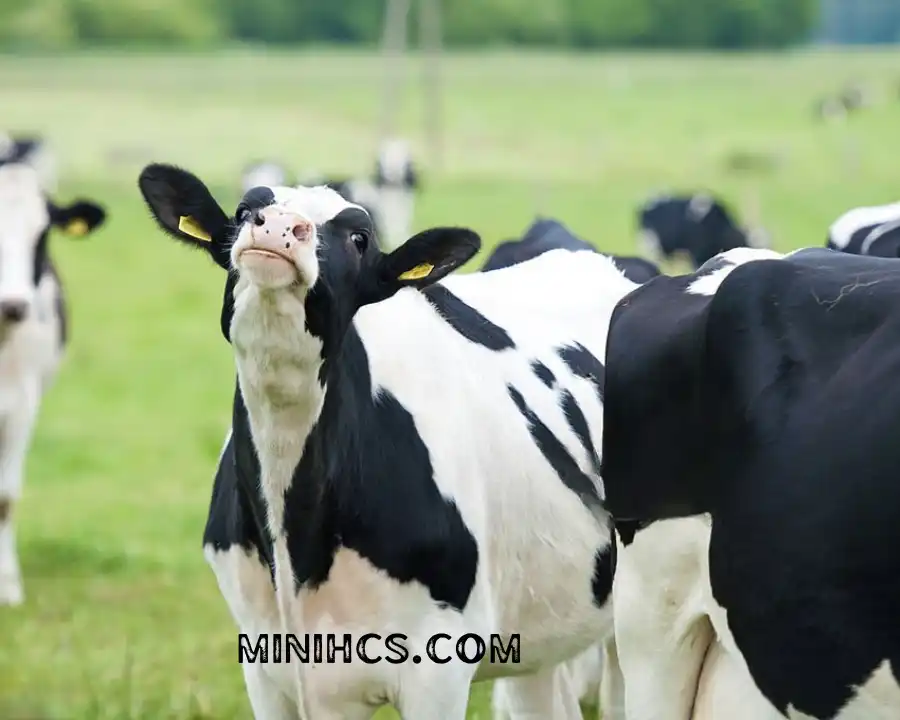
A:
1;0;899;718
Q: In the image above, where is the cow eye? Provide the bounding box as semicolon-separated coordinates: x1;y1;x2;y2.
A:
350;230;368;252
235;204;250;223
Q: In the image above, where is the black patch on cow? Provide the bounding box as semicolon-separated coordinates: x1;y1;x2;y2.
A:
560;390;601;476
221;271;238;342
507;384;601;509
639;195;749;269
614;519;654;546
603;252;900;717
45;259;67;347
481;217;594;273
422;284;515;351
591;541;615;607
237;186;276;215
610;255;661;283
203;382;276;582
277;329;479;611
531;360;556;388
32;228;50;286
557;343;605;404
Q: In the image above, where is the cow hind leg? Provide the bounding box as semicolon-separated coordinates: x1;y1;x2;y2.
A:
600;637;626;720
491;666;585;720
0;381;40;606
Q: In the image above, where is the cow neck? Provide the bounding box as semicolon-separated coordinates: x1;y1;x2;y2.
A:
230;281;325;720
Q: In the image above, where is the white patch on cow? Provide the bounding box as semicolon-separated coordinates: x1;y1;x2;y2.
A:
686;247;784;296
687;194;714;221
746;226;772;249
828;201;900;249
0;165;64;604
0;165;49;312
637;228;663;263
613;517;715;719
376;138;413;187
693;639;784;720
269;185;363;227
216;208;633;717
860;218;900;255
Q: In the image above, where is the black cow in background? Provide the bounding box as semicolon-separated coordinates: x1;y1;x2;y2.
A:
483;217;661;283
637;192;770;269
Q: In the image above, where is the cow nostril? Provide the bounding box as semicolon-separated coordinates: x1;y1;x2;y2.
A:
0;302;28;322
292;223;310;241
251;209;265;227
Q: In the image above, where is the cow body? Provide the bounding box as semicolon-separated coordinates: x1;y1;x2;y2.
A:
637;193;768;269
826;201;900;258
139;166;636;719
481;215;656;718
482;218;661;285
0;162;105;605
603;246;900;719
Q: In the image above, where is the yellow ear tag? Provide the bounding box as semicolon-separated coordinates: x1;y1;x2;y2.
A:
65;218;89;236
398;263;434;281
178;215;211;242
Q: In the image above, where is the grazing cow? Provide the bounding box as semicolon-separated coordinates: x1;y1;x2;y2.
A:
637;193;770;269
826;200;900;258
482;217;661;284
603;245;900;719
138;163;638;719
0;162;106;605
241;161;291;195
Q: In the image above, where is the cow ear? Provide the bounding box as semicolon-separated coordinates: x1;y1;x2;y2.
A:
49;200;106;237
358;227;480;307
138;163;232;270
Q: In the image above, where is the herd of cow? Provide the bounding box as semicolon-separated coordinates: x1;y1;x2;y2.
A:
2;130;900;720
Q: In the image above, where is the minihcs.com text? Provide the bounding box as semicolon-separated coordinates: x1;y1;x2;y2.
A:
239;632;521;665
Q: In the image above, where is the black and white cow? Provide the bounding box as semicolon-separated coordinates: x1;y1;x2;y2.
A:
0;161;106;605
482;217;661;284
826;200;900;258
603;245;900;719
637;193;770;269
137;163;639;719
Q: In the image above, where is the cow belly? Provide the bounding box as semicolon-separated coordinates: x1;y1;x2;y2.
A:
206;544;487;715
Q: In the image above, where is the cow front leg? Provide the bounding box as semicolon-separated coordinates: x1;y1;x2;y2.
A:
0;379;40;606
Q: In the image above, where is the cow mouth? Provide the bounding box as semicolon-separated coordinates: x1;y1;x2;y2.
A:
241;247;292;264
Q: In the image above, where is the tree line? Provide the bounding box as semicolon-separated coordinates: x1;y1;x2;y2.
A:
0;0;820;51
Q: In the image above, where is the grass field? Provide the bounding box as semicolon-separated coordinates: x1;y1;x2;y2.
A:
0;47;899;719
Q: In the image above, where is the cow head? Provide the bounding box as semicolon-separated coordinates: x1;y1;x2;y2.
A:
374;138;418;190
138;163;479;353
0;163;104;324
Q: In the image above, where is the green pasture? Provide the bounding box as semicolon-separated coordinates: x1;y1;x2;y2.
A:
0;47;899;719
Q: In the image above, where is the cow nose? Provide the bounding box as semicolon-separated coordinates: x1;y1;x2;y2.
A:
0;300;28;323
252;210;314;244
